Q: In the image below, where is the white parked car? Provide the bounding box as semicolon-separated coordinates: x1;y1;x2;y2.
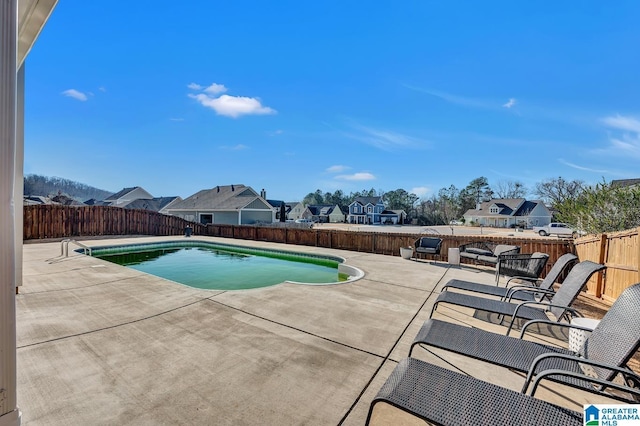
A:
533;222;582;238
294;218;312;223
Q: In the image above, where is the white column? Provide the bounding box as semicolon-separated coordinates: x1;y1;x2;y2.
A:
0;0;20;425
14;64;23;291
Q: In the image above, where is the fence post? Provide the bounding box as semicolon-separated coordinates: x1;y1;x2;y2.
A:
595;233;607;298
637;227;640;285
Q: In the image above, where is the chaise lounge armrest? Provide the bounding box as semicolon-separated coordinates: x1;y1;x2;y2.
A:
524;352;640;401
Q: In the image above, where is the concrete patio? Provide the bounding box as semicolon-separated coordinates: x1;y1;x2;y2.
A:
16;236;617;425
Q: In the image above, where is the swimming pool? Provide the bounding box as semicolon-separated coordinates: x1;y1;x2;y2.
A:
89;240;363;290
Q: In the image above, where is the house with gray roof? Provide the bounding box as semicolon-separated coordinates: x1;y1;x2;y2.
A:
103;186;154;207
462;198;551;228
164;184;274;225
347;196;403;224
286;202;305;221
347;196;385;224
99;186;181;213
301;204;345;223
124;196;183;213
611;178;640;188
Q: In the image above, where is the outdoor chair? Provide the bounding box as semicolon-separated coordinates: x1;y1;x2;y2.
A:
410;283;640;403
367;358;640;426
458;241;520;268
442;253;578;302
495;252;549;283
430;260;606;335
413;237;442;263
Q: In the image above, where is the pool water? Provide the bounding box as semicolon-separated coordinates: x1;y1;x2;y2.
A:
93;242;347;290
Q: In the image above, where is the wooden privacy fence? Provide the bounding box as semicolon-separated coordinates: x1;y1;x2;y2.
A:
23;205;206;239
574;227;640;303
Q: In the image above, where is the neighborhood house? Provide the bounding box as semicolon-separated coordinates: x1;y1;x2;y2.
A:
164;184;275;225
347;196;404;225
462;198;552;228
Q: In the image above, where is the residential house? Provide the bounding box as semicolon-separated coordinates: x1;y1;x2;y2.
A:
23;195;51;206
286;202;305;221
388;209;407;225
261;189;289;221
326;205;346;223
301;204;345;223
164;184;274;225
462;198;552;228
347;196;385;224
125;196;183;214
24;195;85;206
103;186;154;207
266;200;289;221
346;196;404;224
98;186;182;213
611;178;640;188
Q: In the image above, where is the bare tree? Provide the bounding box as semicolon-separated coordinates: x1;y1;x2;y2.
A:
494;180;528;199
534;177;584;209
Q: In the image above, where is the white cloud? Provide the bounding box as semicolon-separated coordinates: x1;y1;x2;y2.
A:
410;186;430;197
220;144;249;151
403;85;494;109
61;89;88;101
268;129;284;136
346;123;425;151
503;98;517;108
203;83;228;95
326;165;350;173
169;118;184;122
189;93;276;118
187;82;275;118
601;115;640;133
98;86;107;92
404;84;520;112
335;172;376;181
599;114;640;158
558;159;615;174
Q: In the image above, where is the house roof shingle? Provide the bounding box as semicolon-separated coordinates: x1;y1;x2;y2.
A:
104;186;138;201
167;184;271;211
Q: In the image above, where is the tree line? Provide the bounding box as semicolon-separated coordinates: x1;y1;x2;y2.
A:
302;176;640;233
24;174;112;202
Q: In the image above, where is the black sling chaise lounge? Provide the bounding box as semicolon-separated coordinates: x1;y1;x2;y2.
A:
410;283;640;402
495;251;550;283
442;252;578;302
367;358;640;426
430;260;606;334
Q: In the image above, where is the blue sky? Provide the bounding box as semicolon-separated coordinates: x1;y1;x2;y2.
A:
24;1;640;201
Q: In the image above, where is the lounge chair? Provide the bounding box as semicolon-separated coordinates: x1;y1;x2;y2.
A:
458;241;520;267
430;260;606;334
410;283;640;402
442;252;578;302
495;252;549;283
367;358;640;426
